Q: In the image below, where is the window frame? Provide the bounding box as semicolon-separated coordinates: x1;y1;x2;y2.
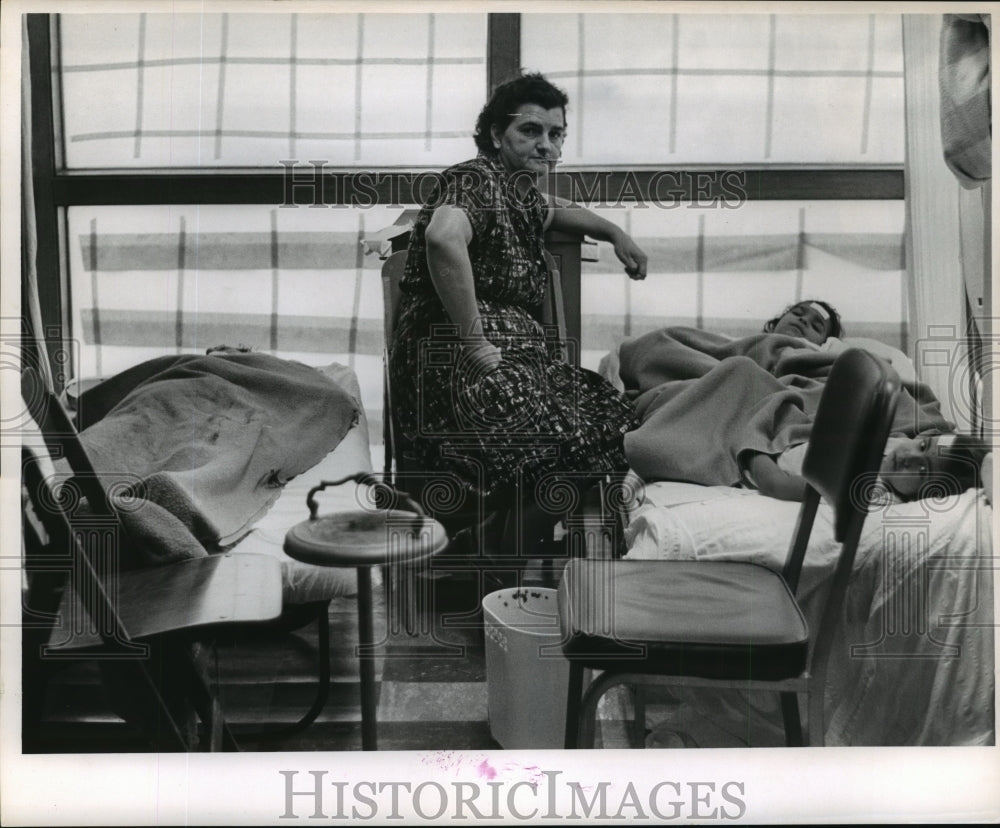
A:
26;11;905;387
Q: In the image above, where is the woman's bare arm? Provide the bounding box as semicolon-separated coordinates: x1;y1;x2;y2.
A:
424;206;501;372
546;196;648;280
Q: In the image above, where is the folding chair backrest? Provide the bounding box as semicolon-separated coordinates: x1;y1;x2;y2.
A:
380;251;408;481
21;371;160;651
380;250;408;349
21;369;283;648
802;348;900;543
782;348;900;682
783;350;899;586
540;249;567;356
22;367;115;516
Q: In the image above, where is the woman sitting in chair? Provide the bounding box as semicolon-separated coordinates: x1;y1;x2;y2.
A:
388;72;647;514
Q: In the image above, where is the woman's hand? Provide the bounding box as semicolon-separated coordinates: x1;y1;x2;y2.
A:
545;199;648;279
612;229;648;280
461;339;502;374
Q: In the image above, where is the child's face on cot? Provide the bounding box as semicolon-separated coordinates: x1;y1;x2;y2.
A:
879;435;944;498
772;302;832;345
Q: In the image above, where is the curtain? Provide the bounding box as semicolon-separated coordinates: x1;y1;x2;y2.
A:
902;14;970;431
21;16;54;394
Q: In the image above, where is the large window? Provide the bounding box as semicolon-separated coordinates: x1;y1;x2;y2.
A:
28;11;907;446
521;13;904;165
576;199;906;371
66;204;392;414
59;13;487;168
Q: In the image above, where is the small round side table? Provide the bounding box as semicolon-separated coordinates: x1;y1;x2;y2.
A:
283;473;448;750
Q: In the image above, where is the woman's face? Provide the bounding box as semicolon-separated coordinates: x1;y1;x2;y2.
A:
491;103;566;178
772;302;833;345
879;435;943;498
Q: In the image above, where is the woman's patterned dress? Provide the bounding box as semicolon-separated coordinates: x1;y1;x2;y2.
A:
388;154;636;504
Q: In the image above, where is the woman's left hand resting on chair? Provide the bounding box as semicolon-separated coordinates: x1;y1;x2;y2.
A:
423;193;647;375
546;196;648;280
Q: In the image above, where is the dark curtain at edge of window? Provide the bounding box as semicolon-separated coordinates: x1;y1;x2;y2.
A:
26;14;65;387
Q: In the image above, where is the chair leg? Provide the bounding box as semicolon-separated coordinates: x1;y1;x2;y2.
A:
541;554;557;588
807;687;825;747
569;670;634;749
780;691;804;747
185;640;240;751
99;644;198;751
234;602;333;742
576;672;616;749
21;627;53;748
356;566;379;751
631;684;647;748
564;662;585;749
270;601;332;735
296;604;332;732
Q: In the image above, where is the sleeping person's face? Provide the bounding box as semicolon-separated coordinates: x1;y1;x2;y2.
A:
879;435;944;498
772;302;833;345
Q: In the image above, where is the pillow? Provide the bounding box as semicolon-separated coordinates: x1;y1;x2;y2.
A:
822;336;916;383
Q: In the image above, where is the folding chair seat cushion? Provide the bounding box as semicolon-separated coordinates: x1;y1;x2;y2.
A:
558;559;809;681
49;552;283;651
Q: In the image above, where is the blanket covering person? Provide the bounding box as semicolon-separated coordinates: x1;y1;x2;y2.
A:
62;352;360;566
618;327;953;486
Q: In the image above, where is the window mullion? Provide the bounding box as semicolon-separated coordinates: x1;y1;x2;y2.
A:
487;13;521;93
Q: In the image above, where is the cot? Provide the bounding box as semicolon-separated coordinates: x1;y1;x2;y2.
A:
22;354;386;747
595;331;995;747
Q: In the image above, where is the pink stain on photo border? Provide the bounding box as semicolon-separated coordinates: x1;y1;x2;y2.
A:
421;752;546;786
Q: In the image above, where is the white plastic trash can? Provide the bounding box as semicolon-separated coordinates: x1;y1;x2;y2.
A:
483;587;570;749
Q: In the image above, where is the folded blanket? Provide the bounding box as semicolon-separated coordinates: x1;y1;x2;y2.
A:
65;353;360;565
618;327;953;485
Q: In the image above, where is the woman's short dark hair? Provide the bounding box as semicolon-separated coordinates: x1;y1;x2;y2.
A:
763;299;844;341
474;72;569;156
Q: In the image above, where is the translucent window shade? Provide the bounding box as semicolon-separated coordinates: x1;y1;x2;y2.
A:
521;13;905;165
575;200;907;371
65;204;412;440
58;12;487;169
64;199;905;443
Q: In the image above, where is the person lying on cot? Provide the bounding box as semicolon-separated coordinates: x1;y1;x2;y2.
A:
613;296;914;391
740;303;978;502
599;298;844;392
616;298;952;494
763;299;916;383
742;431;991;503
